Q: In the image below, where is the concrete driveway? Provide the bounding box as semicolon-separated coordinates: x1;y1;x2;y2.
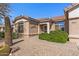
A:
12;36;79;56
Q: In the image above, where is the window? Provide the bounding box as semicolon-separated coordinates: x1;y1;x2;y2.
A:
55;21;64;31
18;21;24;33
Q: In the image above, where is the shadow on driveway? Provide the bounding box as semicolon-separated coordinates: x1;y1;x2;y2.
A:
13;40;24;45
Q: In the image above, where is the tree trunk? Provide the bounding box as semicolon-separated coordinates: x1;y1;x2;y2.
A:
4;16;12;46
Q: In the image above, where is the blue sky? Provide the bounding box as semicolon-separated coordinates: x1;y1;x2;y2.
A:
9;3;71;21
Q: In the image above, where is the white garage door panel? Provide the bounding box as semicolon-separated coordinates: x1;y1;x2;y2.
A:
69;19;79;36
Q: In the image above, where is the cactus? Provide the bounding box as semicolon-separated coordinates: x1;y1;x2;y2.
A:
4;16;12;46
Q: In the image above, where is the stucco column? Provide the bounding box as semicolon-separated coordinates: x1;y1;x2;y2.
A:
12;25;15;32
38;24;40;34
24;21;29;35
51;23;55;31
15;23;18;33
47;22;50;34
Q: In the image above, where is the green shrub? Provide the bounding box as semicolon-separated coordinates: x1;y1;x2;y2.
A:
39;30;68;43
12;32;18;39
0;32;18;39
50;30;68;43
0;44;10;56
0;32;4;39
39;33;50;40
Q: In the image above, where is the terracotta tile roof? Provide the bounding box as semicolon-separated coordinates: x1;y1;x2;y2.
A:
36;18;52;22
51;16;65;22
35;16;65;23
13;15;65;23
13;15;38;23
15;16;30;20
13;15;29;23
64;3;79;12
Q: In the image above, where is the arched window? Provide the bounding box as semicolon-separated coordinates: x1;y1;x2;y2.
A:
18;21;24;33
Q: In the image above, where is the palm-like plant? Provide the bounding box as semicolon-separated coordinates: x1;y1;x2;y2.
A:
0;3;12;46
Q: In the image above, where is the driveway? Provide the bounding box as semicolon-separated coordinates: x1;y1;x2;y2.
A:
12;36;79;56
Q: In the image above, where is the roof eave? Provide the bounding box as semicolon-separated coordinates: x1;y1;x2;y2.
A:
64;4;79;12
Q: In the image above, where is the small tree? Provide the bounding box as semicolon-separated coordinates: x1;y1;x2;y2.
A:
0;3;12;46
4;16;12;46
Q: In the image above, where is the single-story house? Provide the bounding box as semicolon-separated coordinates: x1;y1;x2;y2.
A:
64;3;79;43
13;15;64;36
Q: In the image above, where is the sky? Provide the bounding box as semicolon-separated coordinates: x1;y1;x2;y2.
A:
9;3;71;21
0;3;71;24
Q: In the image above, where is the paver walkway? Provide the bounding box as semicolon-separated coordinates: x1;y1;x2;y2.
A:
12;36;79;56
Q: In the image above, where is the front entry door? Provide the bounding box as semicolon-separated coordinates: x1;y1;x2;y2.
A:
43;25;47;32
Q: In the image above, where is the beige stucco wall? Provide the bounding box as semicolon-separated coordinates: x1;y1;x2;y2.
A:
69;38;79;43
13;23;18;32
29;22;38;35
14;18;63;36
68;7;79;43
38;24;40;34
69;8;79;43
13;19;28;33
13;18;39;36
24;21;30;35
50;23;62;31
69;7;79;36
13;19;29;35
50;23;55;31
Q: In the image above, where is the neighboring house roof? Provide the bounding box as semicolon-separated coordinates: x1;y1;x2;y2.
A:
64;3;79;12
51;16;65;22
36;18;52;23
13;15;38;23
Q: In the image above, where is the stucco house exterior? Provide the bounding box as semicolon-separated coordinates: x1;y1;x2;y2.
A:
64;4;79;43
52;16;65;31
13;15;64;36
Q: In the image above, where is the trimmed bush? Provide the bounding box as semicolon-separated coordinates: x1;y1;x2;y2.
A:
0;44;10;56
12;32;18;39
0;32;18;39
39;30;68;43
39;33;50;40
0;32;4;39
50;30;68;43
